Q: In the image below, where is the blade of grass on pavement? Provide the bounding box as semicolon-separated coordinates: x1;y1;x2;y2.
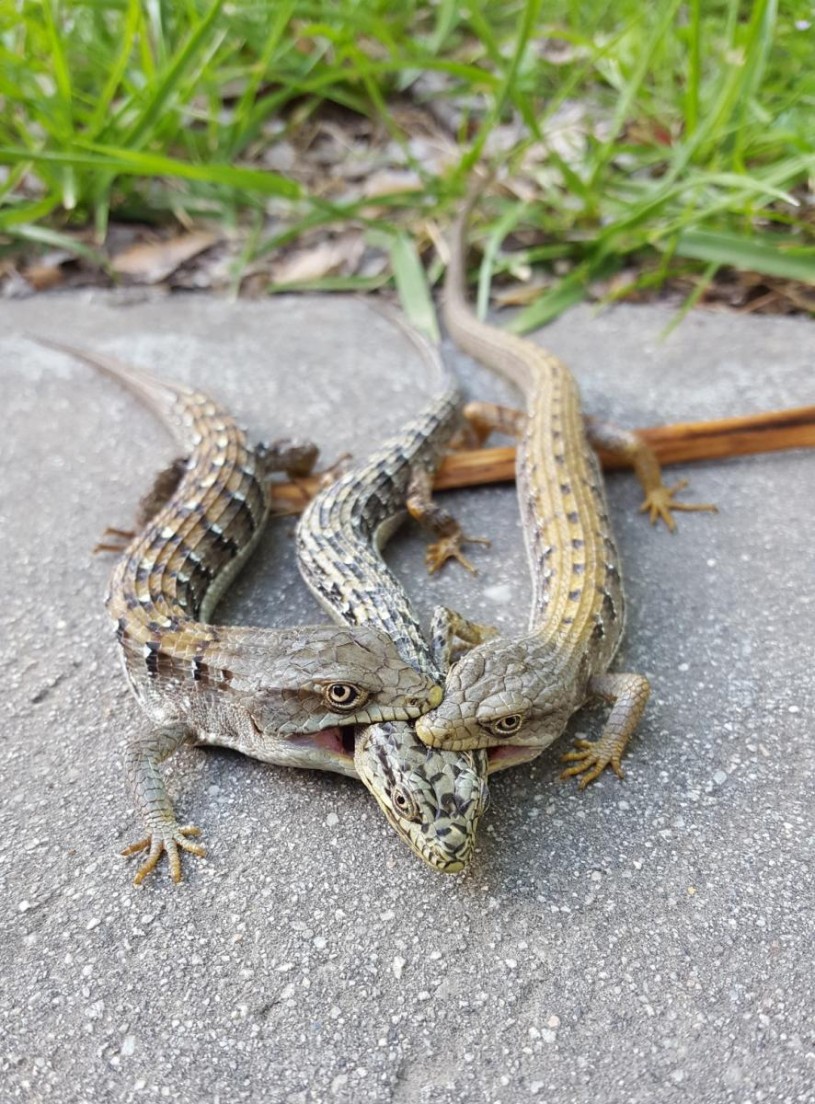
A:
388;232;440;342
476;200;533;320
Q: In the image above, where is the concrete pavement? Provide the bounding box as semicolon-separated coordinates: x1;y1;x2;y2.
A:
1;293;813;1103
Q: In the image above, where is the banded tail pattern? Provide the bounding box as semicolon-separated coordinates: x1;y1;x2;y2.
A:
37;341;269;671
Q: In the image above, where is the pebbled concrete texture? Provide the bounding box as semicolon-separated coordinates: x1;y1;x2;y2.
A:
0;292;813;1104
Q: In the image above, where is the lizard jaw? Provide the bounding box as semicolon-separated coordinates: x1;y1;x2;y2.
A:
487;745;540;773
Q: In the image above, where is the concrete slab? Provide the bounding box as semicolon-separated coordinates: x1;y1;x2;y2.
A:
1;293;813;1103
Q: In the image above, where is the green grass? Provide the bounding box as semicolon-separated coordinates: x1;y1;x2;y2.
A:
1;0;815;330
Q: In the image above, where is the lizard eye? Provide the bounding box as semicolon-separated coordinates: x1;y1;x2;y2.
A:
323;683;369;712
489;714;524;737
391;786;421;823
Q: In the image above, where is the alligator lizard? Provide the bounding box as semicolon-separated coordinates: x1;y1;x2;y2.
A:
36;338;442;884
296;309;493;872
415;195;715;783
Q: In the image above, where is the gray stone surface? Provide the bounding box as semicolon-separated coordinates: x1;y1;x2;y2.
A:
1;293;813;1104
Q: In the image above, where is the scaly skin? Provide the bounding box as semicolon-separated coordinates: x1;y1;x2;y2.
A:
354;720;488;874
415;194;713;784
35;338;441;884
297;309;491;873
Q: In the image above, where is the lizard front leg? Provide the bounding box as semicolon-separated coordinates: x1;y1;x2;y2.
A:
560;672;650;789
406;467;490;574
585;417;717;532
407;400;519;573
122;722;205;885
430;606;499;672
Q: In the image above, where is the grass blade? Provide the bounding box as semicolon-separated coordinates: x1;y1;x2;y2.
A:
507;265;594;333
121;0;227;149
5;223;109;269
0;145;301;198
673;229;815;283
388;232;440;341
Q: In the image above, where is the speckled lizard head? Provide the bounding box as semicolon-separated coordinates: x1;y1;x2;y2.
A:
355;721;489;873
414;637;576;769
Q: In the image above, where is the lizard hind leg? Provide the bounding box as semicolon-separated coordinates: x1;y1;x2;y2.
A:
585;417;717;532
560;671;650;790
638;477;719;529
135;456;189;528
93;456;189;555
93;527;137;555
407;466;490;575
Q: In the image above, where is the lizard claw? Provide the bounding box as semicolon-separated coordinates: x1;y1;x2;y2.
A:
639;480;717;532
560;738;625;790
122;824;205;886
425;533;491;575
93;526;136;555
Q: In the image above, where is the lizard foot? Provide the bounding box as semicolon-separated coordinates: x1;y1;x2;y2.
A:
425;533;491;575
560;737;625;790
122;824;205;886
93;526;136;555
465;621;500;645
640;480;718;532
448;622;500;663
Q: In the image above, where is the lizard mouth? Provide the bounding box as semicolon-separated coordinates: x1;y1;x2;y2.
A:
486;745;540;773
308;726;356;760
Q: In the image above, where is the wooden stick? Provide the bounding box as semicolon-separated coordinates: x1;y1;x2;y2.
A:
270;403;815;512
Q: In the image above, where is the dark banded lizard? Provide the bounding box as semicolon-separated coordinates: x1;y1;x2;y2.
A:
36;338;442;884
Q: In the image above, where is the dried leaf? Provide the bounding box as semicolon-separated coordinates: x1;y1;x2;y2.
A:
111;230;220;283
22;248;74;290
270;233;365;285
23;261;66;290
362;169;423;199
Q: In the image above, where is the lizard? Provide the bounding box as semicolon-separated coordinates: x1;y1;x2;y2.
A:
296;308;494;873
414;191;716;785
35;337;443;885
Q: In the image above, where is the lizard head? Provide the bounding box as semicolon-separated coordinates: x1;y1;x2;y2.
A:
355;722;489;873
414;637;574;768
215;624;441;766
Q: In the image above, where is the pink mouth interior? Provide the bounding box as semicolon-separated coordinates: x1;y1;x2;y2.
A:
487;745;539;771
305;733;536;768
308;726;354;759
